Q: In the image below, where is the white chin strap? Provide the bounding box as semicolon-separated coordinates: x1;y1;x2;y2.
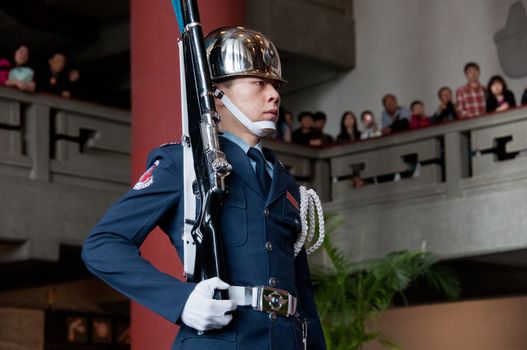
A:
213;88;276;137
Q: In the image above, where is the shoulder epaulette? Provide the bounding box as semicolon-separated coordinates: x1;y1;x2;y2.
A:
160;141;181;147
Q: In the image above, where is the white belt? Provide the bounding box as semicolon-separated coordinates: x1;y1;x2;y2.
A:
228;286;297;317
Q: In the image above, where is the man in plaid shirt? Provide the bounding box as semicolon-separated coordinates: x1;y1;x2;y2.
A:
455;62;486;119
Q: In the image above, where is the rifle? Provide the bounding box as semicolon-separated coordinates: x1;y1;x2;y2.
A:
170;0;231;299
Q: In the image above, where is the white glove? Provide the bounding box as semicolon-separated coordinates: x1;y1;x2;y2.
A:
181;277;237;331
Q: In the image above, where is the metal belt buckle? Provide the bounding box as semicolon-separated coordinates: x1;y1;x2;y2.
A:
255;287;290;317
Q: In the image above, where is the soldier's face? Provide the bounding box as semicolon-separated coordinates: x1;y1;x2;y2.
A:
215;76;281;136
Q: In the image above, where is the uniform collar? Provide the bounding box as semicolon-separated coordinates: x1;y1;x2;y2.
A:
220;131;263;155
221;131;272;176
220;137;295;204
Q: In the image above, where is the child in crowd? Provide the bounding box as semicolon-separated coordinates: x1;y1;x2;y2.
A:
486;75;516;113
409;100;430;129
5;45;35;92
336;111;361;144
360;110;381;139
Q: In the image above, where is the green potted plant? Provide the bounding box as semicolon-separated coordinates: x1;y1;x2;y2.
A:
311;215;460;350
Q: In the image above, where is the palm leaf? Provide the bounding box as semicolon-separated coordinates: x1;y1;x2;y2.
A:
313;214;460;350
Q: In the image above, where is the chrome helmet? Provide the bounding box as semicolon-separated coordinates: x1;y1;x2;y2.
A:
205;26;286;83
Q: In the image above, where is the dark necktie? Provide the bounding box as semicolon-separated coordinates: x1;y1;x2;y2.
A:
247;147;271;195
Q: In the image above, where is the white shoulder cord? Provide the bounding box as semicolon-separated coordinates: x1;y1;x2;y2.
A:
294;186;325;257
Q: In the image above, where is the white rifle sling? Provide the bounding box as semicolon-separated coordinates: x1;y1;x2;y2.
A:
179;39;198;277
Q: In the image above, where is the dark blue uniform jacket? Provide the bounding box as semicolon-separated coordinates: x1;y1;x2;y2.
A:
82;137;326;349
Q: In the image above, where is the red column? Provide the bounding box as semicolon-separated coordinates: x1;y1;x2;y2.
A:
130;1;244;349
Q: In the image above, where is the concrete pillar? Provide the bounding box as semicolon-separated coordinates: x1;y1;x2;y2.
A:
130;0;243;349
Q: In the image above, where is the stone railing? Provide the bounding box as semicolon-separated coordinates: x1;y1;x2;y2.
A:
2;84;527;263
268;106;527;205
0;87;130;262
0;87;130;189
267;106;527;261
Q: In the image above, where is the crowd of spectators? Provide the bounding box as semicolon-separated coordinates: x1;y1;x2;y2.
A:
0;44;82;99
278;62;527;147
2;48;527;136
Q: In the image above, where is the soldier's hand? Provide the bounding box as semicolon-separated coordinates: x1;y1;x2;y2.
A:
181;277;237;331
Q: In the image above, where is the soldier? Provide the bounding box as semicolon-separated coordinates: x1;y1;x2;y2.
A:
82;26;326;349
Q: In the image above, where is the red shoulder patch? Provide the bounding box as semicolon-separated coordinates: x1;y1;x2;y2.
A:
133;160;159;190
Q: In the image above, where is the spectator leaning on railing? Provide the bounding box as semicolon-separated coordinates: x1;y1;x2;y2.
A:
292;111;320;146
455;62;486;119
409;100;431;130
313;111;334;145
38;52;71;98
431;86;457;123
0;57;10;85
5;45;35;92
486;75;516;113
381;93;410;135
360;110;381;140
336;111;361;144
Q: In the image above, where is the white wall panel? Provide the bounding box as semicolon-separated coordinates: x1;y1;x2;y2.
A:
283;0;527;135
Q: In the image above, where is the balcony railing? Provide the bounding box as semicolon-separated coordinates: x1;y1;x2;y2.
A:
0;87;130;188
268;106;527;204
2;84;527;263
268;106;527;261
0;87;130;262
